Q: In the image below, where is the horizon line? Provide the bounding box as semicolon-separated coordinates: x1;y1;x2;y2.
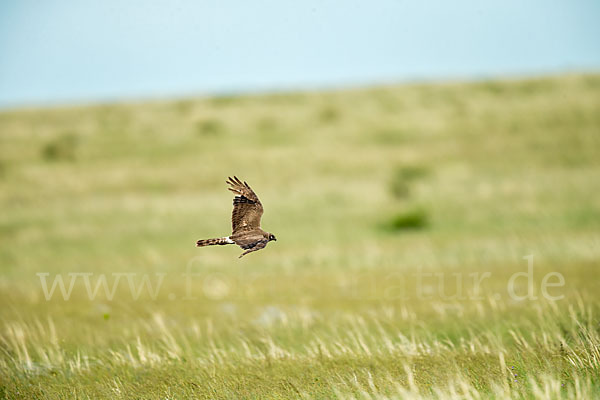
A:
1;67;597;113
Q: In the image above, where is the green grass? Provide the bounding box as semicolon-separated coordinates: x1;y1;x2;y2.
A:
1;73;600;399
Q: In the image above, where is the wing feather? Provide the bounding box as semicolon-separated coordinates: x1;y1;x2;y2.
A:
226;176;264;233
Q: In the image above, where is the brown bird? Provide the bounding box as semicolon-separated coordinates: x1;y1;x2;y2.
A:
196;176;276;258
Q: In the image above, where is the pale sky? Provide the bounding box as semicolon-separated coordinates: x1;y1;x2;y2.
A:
1;0;599;108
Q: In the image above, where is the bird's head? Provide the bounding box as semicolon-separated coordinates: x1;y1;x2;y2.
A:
268;233;277;241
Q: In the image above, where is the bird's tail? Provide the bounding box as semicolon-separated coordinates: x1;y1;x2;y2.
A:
196;237;234;247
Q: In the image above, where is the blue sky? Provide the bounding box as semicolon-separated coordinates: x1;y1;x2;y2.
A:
0;0;599;108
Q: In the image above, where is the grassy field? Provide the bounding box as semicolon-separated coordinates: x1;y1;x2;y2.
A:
0;73;599;399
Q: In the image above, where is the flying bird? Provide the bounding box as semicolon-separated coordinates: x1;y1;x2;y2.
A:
196;176;276;258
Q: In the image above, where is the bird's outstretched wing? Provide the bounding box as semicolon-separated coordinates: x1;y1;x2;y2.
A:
227;176;264;233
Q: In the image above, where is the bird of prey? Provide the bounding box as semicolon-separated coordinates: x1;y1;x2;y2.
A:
196;176;276;258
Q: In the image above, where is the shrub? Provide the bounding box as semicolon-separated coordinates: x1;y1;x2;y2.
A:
372;129;408;145
256;117;278;132
385;207;429;231
318;106;339;123
41;133;79;161
389;165;429;199
196;119;224;136
174;100;193;115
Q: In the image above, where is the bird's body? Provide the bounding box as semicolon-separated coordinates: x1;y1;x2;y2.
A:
196;176;276;258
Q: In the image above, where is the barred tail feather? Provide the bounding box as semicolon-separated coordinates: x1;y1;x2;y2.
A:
196;237;234;247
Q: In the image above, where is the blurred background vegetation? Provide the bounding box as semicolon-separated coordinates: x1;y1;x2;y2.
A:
1;74;599;398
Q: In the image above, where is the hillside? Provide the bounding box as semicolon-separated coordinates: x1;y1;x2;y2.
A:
1;74;599;398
